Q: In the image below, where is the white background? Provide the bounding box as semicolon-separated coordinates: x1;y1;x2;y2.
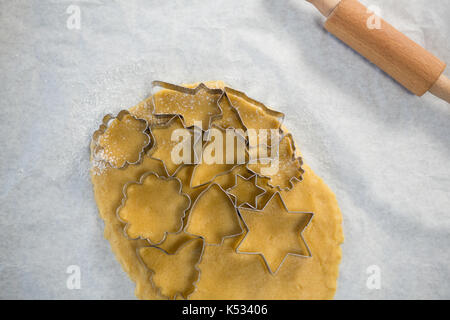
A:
0;0;449;299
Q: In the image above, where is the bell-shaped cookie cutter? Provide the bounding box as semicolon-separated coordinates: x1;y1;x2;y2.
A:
92;109;152;169
116;171;192;246
235;191;314;275
136;236;205;300
184;183;245;246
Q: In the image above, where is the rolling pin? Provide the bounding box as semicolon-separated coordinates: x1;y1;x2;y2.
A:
306;0;450;103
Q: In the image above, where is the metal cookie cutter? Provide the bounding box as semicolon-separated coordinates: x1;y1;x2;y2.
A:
247;133;305;191
116;171;192;246
92;109;152;169
235;191;314;275
213;90;248;132
224;86;285;141
147;114;202;177
151;80;225;132
136;236;206;300
189;125;249;189
226;174;266;210
184;183;245;246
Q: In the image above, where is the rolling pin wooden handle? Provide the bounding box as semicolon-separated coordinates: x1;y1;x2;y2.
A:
429;74;450;103
307;0;450;103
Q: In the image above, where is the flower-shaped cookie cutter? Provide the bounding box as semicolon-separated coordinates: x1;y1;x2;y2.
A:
151;80;225;132
235;191;314;275
226;174;267;210
136;236;205;300
184;183;245;246
247;133;305;191
116;171;192;246
92;109;152;169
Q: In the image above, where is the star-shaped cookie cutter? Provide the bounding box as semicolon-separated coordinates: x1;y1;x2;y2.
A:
116;171;192;246
235;191;314;275
247;133;305;191
151;80;225;132
226;174;266;209
92;109;152;169
147;114;203;177
136;236;205;300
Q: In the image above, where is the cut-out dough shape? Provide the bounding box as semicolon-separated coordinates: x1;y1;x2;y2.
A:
184;183;243;245
226;174;266;209
190;127;248;187
152;81;223;131
148;115;197;176
247;134;304;190
139;237;204;299
94;110;151;169
117;172;191;244
237;192;313;274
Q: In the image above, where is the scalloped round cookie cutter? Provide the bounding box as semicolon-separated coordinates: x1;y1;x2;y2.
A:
235;191;314;275
246;133;305;191
92;109;153;170
136;236;206;300
226;173;267;210
183;182;245;246
116;171;192;246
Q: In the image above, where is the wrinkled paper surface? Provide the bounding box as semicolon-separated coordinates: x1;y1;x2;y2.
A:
0;0;449;299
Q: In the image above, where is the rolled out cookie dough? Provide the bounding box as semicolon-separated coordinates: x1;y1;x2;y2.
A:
90;81;344;299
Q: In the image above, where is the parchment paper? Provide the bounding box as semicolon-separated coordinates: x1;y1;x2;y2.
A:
0;0;449;299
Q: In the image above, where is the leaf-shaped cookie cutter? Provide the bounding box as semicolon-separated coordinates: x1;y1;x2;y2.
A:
246;133;305;191
151;80;225;132
235;191;314;275
226;174;267;210
136;236;205;300
92;109;152;169
116;171;192;246
184;183;245;246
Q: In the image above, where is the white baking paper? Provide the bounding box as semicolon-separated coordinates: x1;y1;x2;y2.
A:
0;0;449;299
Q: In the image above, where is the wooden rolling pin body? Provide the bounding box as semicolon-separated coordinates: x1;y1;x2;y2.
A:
324;0;446;97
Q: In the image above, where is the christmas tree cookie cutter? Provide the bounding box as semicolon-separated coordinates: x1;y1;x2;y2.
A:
92;109;152;169
189;125;249;188
224;86;285;141
235;191;314;275
116;171;192;246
